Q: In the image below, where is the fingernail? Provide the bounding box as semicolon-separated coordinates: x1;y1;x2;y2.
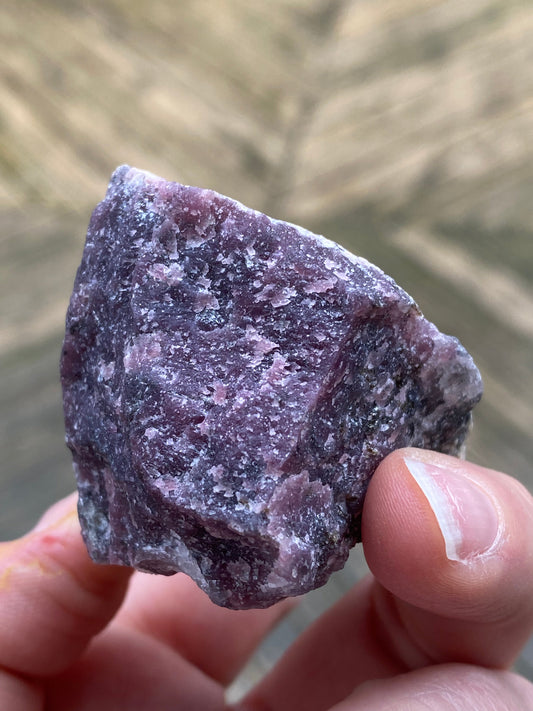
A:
404;456;501;562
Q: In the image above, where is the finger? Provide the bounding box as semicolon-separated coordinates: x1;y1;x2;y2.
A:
237;449;533;711
45;624;225;711
116;567;297;685
0;670;42;711
330;664;533;710
233;575;400;711
0;494;131;677
31;492;80;532
363;448;533;666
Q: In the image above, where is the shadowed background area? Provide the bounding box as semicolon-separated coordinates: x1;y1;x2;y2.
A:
1;0;532;692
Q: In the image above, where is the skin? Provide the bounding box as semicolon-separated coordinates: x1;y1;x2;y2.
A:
0;448;532;711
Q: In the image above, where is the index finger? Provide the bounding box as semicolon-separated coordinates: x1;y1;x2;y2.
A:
0;494;131;678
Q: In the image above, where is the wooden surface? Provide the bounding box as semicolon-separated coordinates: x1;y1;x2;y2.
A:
1;0;532;691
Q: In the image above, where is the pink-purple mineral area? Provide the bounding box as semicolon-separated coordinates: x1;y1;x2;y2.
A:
60;165;483;609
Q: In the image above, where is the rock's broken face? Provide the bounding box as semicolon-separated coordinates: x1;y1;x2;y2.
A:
61;165;482;609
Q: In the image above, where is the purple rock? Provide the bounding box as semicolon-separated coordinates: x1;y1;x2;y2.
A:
61;165;482;609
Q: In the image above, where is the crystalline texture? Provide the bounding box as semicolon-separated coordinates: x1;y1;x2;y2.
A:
61;165;483;609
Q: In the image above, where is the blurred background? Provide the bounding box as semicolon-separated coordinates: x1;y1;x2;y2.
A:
1;0;532;694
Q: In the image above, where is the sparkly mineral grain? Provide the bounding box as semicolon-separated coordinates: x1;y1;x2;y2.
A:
60;165;483;609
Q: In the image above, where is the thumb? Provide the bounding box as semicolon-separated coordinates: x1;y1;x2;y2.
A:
234;449;533;711
362;448;533;669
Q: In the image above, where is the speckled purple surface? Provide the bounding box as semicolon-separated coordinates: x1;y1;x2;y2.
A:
61;165;483;608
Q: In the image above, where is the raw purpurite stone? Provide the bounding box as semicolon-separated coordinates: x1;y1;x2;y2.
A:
61;165;483;609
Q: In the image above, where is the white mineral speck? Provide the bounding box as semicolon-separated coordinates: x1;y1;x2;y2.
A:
304;277;337;294
271;287;297;307
98;360;115;381
213;382;227;404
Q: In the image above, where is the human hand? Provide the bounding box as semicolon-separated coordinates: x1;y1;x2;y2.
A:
237;448;533;710
0;492;291;711
1;448;532;710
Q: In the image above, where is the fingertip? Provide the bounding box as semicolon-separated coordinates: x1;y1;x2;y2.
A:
28;495;131;595
31;492;79;533
362;448;439;596
362;448;533;621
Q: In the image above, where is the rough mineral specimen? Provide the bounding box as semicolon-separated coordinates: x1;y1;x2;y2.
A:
61;165;483;609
